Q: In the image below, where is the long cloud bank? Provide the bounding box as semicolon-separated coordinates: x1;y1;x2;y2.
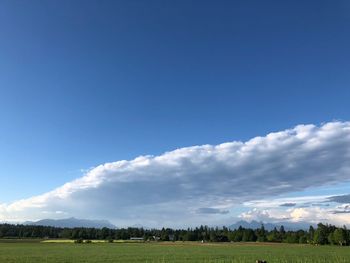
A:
1;121;350;226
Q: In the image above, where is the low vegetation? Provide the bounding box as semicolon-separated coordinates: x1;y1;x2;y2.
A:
0;241;349;262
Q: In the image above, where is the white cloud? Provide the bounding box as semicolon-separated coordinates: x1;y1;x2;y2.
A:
239;206;350;226
1;121;350;227
243;195;331;209
239;193;350;226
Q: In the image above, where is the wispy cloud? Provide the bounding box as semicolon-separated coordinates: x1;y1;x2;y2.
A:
243;195;331;209
0;121;349;227
196;208;229;214
280;203;296;207
328;194;350;204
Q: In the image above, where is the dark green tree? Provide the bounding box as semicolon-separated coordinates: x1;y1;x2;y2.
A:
256;225;267;242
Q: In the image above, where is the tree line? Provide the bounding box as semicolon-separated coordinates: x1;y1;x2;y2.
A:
0;223;348;245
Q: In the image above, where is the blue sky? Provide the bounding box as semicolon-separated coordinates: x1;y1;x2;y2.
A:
0;0;350;226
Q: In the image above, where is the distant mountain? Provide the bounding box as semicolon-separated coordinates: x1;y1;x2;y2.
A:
130;224;147;229
229;220;314;231
24;217;116;229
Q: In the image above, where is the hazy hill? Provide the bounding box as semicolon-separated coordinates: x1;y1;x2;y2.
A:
24;217;116;229
229;220;314;231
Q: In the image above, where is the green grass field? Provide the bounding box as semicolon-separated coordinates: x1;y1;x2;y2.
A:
0;240;349;263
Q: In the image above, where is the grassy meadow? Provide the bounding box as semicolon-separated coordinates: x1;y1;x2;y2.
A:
0;240;349;263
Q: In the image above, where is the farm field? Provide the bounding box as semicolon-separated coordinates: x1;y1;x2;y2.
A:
0;240;349;263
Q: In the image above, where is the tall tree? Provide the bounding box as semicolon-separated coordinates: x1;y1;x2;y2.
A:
333;228;347;246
